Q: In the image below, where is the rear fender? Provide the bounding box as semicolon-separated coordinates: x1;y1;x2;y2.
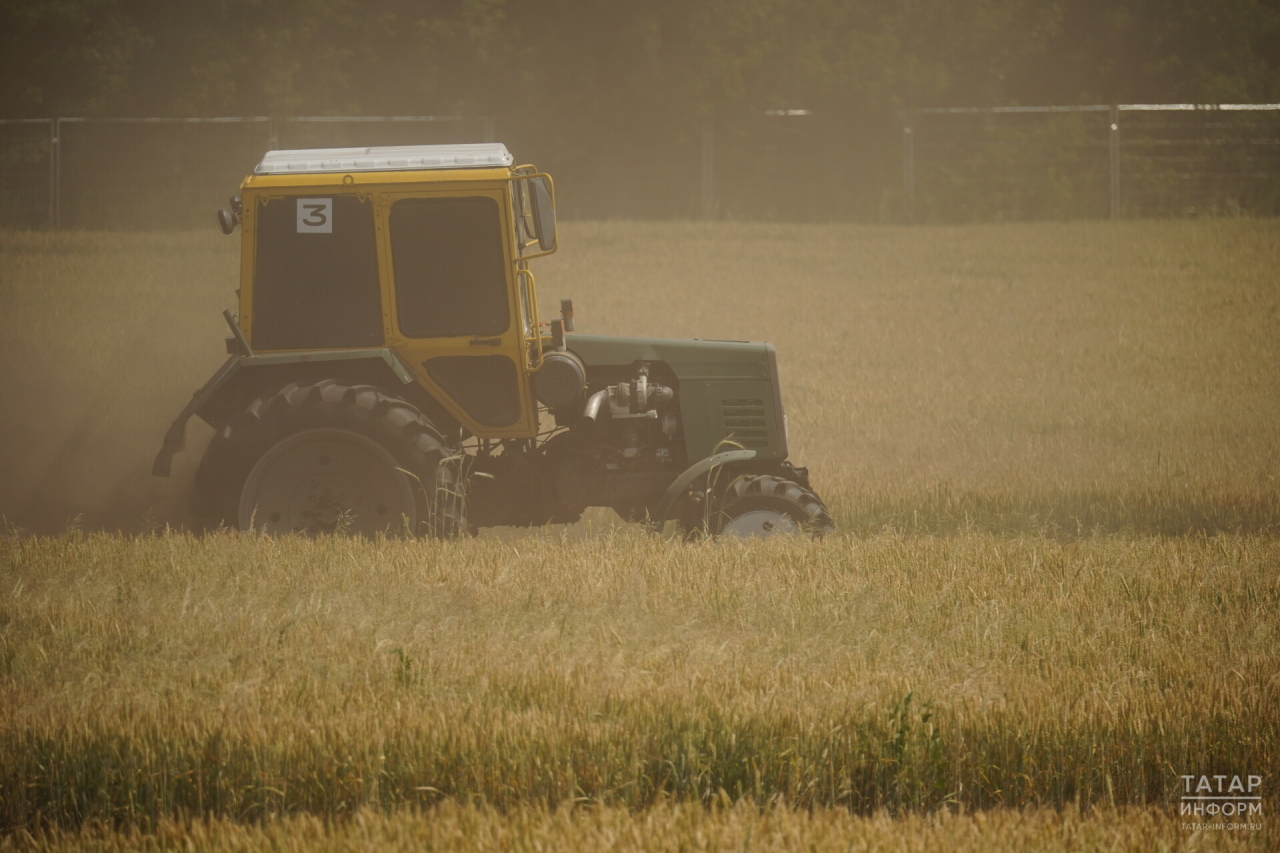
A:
151;348;416;477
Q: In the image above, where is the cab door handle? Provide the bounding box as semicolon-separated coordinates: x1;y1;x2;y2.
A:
469;337;502;346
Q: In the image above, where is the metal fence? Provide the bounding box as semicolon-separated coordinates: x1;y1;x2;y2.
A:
0;119;55;228
903;104;1280;222
2;105;1278;228
0;115;492;230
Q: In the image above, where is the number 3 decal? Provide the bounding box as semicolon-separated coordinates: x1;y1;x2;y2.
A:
296;198;333;233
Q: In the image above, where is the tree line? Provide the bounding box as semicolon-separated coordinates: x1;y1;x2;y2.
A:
3;0;1278;121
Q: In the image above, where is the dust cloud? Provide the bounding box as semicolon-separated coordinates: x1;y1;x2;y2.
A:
0;231;235;533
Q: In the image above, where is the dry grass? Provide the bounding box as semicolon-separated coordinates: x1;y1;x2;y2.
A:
1;530;1276;838
1;219;1277;847
2;804;1267;852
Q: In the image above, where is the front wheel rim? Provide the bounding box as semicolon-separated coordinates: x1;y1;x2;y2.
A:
238;428;418;536
720;508;802;538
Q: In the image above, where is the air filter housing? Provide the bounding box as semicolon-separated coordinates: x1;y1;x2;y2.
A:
533;351;586;409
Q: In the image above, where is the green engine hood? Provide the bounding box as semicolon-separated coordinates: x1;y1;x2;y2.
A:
566;333;789;462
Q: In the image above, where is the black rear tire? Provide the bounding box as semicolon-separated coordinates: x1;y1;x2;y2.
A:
193;379;462;538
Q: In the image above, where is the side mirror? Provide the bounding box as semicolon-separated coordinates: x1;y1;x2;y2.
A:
217;208;238;235
528;175;556;251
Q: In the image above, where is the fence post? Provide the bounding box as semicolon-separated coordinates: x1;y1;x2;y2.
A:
50;118;61;230
699;121;715;219
47;119;56;229
903;117;916;222
1109;106;1120;220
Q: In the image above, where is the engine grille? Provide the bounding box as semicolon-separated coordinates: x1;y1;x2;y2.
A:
720;398;770;448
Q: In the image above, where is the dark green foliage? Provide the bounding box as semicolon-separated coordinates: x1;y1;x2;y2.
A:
1;688;1272;830
2;1;1277;120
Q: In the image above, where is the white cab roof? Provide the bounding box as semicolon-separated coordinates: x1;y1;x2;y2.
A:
254;143;513;175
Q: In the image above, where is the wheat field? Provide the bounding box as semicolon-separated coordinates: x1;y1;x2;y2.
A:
0;220;1277;849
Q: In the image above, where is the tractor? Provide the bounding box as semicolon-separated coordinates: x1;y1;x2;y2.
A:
153;143;832;538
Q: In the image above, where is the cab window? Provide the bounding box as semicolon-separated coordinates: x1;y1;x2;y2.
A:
252;194;383;350
390;196;509;338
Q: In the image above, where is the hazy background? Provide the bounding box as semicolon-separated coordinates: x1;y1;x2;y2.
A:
1;1;1278;534
6;1;1278;119
2;1;1280;225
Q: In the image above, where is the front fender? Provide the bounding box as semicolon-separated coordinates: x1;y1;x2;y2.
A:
649;448;758;531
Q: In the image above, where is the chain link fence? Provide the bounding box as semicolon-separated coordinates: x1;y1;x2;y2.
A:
46;116;493;230
2;106;1278;228
1118;106;1280;217
713;110;900;222
904;104;1280;222
0;120;55;228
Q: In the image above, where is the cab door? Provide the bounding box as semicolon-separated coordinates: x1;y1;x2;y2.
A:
379;188;537;438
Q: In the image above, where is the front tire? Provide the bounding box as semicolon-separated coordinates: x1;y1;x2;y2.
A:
193;380;462;537
709;473;834;539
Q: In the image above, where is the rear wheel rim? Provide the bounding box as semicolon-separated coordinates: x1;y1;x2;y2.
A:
238;428;418;536
721;508;801;538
